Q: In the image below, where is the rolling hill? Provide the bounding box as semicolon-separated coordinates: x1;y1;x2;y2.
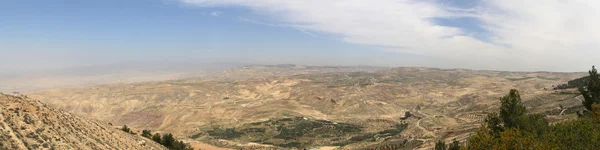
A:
29;65;587;149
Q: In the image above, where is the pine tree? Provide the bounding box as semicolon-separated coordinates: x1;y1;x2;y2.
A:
499;89;527;128
579;66;600;111
485;112;503;137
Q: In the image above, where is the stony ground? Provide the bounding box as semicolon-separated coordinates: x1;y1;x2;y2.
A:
0;93;166;150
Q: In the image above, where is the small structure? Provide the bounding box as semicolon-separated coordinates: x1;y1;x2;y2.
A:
400;111;412;120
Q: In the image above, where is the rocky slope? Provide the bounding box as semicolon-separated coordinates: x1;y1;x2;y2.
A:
0;93;166;150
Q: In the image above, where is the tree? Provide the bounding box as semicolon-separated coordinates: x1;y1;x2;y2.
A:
485;112;503;137
579;66;600;111
514;114;548;135
435;140;446;150
467;126;497;150
499;89;527;128
173;140;193;150
152;133;162;144
141;129;152;138
121;125;131;133
162;133;176;148
448;139;460;150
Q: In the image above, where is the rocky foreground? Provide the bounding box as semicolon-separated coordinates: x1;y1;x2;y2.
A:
0;93;166;150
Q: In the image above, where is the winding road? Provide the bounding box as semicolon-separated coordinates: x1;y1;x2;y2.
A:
415;110;436;138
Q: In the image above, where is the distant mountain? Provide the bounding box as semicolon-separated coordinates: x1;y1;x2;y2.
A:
0;62;247;93
0;93;166;150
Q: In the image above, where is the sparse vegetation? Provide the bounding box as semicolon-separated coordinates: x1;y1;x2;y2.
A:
505;77;535;81
536;76;560;81
200;117;407;148
422;135;434;139
30;66;595;149
138;129;192;150
207;128;244;139
121;125;135;135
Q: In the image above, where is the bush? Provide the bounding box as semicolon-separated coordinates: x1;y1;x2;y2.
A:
435;140;446;150
448;139;460;150
152;133;162;143
141;130;152;138
121;125;135;134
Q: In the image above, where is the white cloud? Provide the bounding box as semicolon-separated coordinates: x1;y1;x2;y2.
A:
181;0;599;71
209;11;221;16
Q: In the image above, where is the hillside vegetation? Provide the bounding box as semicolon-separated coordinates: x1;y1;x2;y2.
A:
465;66;600;149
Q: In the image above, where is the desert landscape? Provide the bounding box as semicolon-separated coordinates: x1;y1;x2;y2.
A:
23;65;587;149
4;1;600;149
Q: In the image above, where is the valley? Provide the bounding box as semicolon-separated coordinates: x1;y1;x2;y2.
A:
28;65;586;149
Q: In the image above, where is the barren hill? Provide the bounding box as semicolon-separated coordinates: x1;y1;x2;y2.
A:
0;93;166;150
30;66;588;149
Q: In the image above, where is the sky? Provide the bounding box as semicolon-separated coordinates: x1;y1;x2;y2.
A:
0;0;598;72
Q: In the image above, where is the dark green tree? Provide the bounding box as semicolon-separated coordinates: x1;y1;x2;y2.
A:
485;112;504;137
152;133;162;144
172;140;193;150
514;114;548;135
579;66;600;111
121;125;131;133
162;133;176;148
448;139;460;150
435;140;446;150
499;89;527;128
141;129;152;138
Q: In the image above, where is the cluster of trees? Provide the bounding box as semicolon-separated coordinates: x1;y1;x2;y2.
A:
121;125;135;134
120;125;192;150
144;130;192;150
553;76;589;90
579;66;600;112
434;139;460;150
464;66;600;149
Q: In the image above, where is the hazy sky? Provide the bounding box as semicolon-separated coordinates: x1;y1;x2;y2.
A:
1;0;598;72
